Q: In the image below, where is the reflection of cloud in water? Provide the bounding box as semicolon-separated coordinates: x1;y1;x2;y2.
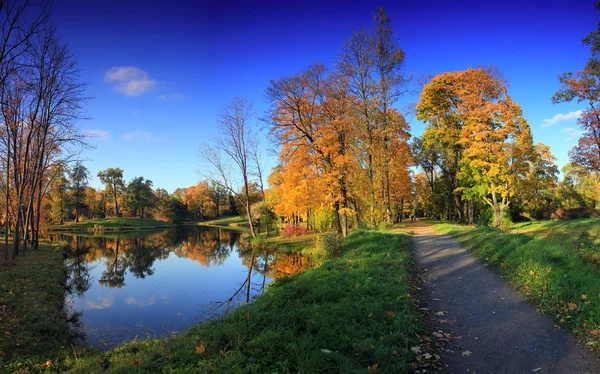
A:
85;296;113;310
124;296;157;307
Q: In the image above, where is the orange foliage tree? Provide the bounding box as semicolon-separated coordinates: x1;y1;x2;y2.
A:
417;67;534;227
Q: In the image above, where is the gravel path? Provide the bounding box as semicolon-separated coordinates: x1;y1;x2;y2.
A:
411;222;600;374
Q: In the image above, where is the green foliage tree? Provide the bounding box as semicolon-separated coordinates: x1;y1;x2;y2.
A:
126;177;155;218
97;168;125;217
49;171;70;224
69;162;90;222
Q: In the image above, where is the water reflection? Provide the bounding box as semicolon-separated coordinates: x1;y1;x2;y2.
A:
49;226;310;349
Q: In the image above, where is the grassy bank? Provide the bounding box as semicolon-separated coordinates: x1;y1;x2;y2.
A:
45;217;174;232
263;233;317;255
60;228;426;373
198;215;247;229
434;219;600;350
0;243;77;371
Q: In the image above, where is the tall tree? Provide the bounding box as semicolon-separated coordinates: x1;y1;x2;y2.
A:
417;67;534;227
97;168;125;217
337;7;408;224
126;177;155;218
69;162;89;222
199;96;260;237
552;2;600;172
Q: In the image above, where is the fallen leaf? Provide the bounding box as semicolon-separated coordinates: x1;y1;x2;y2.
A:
423;353;433;359
132;359;141;366
532;368;542;372
195;341;206;354
391;349;397;356
321;349;332;353
410;346;421;354
41;361;52;368
385;311;395;317
367;363;379;371
435;311;445;316
461;350;472;357
432;332;443;338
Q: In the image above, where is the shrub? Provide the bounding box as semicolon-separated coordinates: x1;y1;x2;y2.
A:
377;221;393;231
552;208;600;220
311;233;344;265
281;224;310;237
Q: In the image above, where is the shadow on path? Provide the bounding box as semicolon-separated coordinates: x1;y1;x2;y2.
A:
411;222;600;374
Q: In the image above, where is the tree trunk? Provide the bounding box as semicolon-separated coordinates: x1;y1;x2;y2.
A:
4;142;9;263
333;201;343;235
468;199;474;225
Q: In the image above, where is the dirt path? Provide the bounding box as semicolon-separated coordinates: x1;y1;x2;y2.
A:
411;222;600;374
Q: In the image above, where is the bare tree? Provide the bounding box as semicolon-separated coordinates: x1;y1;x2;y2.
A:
199;96;259;237
0;12;88;262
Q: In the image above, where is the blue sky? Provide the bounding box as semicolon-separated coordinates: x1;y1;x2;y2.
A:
52;0;597;192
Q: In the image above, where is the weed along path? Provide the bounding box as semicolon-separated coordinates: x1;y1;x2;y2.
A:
411;222;600;373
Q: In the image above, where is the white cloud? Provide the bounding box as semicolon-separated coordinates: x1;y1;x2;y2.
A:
541;110;583;128
560;127;585;141
84;129;111;141
124;296;156;307
104;66;157;96
123;130;153;141
85;296;113;310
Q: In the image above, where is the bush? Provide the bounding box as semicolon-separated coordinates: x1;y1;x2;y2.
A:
281;224;310;237
377;221;393;231
311;233;344;265
551;208;600;220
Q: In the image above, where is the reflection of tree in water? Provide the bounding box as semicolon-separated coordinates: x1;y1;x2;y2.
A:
269;254;311;279
173;227;237;267
99;238;127;288
201;242;307;318
57;228;244;289
65;236;93;297
125;237;158;278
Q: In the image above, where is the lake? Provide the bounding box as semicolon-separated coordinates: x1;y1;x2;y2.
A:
47;226;310;349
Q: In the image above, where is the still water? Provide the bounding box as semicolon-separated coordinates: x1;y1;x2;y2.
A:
48;226;309;349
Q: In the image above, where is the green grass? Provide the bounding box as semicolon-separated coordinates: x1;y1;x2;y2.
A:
434;218;600;350
198;215;247;228
0;243;79;371
45;217;174;232
61;228;426;373
263;233;317;255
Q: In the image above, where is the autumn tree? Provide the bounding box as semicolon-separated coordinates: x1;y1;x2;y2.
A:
49;169;70;224
552;2;600;172
98;168;125;217
520;144;559;219
417;67;534;227
199;96;261;237
337;7;408;224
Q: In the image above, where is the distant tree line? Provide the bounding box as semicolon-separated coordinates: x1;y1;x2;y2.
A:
46;165;243;223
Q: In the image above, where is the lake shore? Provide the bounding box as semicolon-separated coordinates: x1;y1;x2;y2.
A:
0;241;85;372
8;226;428;372
44;217;175;233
